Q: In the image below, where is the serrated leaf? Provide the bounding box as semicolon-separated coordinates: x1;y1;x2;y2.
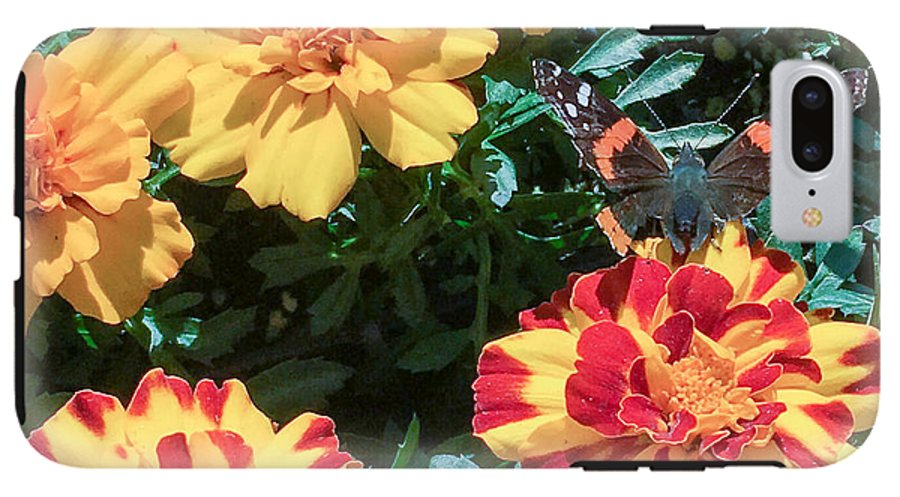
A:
472;143;518;208
397;329;470;373
571;29;659;75
646;122;734;152
187;307;256;363
614;50;704;108
429;455;480;469
391;415;421;468
389;261;430;329
308;266;360;336
483;76;524;106
246;358;353;422
250;245;339;290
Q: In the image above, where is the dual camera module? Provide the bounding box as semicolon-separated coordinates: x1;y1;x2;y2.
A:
792;76;834;172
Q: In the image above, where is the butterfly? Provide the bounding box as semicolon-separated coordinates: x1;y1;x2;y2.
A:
533;58;770;255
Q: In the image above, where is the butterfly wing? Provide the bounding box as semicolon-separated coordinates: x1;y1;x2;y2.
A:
706;119;771;220
532;58;669;195
841;67;869;111
533;59;670;254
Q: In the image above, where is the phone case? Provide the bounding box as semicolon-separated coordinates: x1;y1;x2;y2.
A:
16;27;879;469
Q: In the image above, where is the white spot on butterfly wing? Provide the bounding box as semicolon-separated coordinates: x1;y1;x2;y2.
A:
556;90;564;99
577;82;591;106
552;64;562;76
564;102;578;118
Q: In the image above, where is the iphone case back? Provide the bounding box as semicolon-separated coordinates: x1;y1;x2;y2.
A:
16;27;879;469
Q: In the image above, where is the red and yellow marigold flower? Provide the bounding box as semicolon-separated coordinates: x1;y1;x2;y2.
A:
23;30;195;325
153;28;498;220
473;222;878;467
28;368;361;468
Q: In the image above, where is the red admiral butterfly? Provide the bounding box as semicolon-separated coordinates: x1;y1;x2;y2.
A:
533;58;770;255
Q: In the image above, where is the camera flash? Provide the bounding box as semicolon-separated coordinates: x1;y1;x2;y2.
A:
802;207;823;228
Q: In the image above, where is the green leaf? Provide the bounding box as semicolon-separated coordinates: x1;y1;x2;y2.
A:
187;307;257;363
35;29;92;56
483;76;524;106
155;292;204;317
250;245;340;290
570;29;659;76
246;358;353;422
646;122;734;152
389;260;431;329
863;217;880;241
308;266;360;336
391;415;421;468
472;143;518;208
853;117;880;152
397;329;470;373
429;455;480;469
614;50;704;108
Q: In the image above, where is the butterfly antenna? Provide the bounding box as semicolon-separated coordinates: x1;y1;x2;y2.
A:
624;67;680;151
696;72;760;150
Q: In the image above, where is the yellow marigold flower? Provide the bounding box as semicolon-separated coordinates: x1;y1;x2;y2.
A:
28;368;361;468
153;28;499;220
23;30;195;325
473;222;878;467
521;28;552;36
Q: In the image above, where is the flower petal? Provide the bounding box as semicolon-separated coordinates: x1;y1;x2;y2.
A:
28;391;139;467
222;43;276;76
25;205;99;296
773;390;854;467
58;29;192;129
619;395;698;444
701;402;786;461
184;431;255;468
64;114;148;214
255;414;360;468
684;221;752;293
124;369;197;466
665;264;734;335
361;29;499;81
155;65;287;181
571;257;671;332
473;328;604;461
737;242;806;304
56;193;194;323
651;311;694;363
795;322;879;430
519;273;579;332
565;321;659;436
194;378;276;448
354;80;477;168
240;88;361;220
731;299;811;371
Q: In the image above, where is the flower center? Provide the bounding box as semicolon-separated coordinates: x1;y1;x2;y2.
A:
24;116;66;210
667;355;734;415
281;28;362;76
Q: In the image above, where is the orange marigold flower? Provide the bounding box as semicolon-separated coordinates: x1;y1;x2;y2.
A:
153;28;499;220
23;30;195;325
473;222;878;467
28;368;361;468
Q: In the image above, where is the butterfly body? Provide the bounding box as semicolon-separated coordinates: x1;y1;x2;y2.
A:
533;58;771;255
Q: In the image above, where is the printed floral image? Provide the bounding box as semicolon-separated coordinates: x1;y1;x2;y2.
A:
29;368;359;468
153;28;499;220
473;223;879;467
22;28;879;469
23;30;195;324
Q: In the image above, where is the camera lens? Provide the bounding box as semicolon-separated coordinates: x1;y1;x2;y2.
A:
802;142;823;163
797;78;828;110
792;77;833;172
